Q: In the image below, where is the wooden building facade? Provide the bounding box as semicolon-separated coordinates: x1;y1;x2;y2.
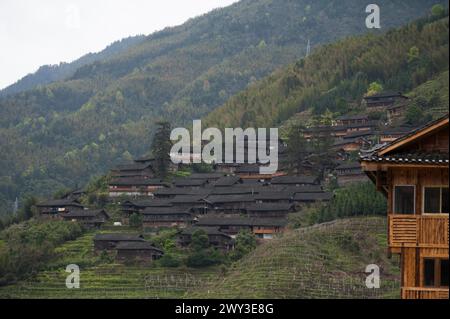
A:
361;115;449;299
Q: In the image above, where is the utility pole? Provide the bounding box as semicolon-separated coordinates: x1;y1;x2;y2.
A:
306;39;311;57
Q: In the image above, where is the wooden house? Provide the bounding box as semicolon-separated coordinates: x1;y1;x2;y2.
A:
115;241;163;263
110;162;155;179
387;103;409;124
204;194;256;214
142;207;193;228
213;176;242;187
235;164;285;181
334;162;369;186
178;227;234;251
360;115;449;299
270;175;318;186
379;126;414;143
108;178;168;197
62;209;110;228
245;203;295;218
363;91;408;110
121;199;172;219
336;114;369;126
293;192;333;203
255;191;293;204
93;233;145;251
195;217;286;239
36;199;84;218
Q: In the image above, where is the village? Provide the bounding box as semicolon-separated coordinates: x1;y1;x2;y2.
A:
31;89;448;301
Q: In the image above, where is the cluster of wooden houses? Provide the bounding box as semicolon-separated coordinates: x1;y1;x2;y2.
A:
36;199;110;228
119;173;332;244
302;91;413;154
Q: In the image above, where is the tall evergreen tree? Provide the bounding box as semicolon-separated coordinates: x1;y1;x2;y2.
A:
151;121;172;178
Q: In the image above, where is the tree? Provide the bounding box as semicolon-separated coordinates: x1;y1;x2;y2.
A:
190;229;209;251
231;230;256;261
431;4;445;17
366;82;383;96
20;196;38;220
151;121;172;178
286;124;311;174
407;46;420;65
129;213;143;228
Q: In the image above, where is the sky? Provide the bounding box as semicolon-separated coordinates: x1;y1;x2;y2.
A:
0;0;239;89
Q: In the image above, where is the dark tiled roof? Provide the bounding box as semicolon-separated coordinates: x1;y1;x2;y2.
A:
115;241;163;252
335;162;362;170
64;209;109;218
271;175;317;185
196;217;287;227
112;162;152;171
189;173;225;180
205;195;256;204
122;199;173;208
173;179;208;187
343;130;375;139
109;178;168;186
142;207;191;215
36;199;83;208
282;185;323;194
364;91;406;99
211;187;259;196
294;192;333;201
245;203;294;212
94;233;144;242
255;191;293;200
170;195;207;204
379;126;415;135
213;176;241;187
361;151;449;165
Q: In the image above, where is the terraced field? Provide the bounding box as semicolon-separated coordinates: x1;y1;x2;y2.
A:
0;230;221;299
190;217;401;299
0;216;400;299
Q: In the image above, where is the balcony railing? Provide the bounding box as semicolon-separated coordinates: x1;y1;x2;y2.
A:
402;287;449;299
388;214;449;248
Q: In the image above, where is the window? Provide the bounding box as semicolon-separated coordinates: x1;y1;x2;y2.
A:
424;187;449;214
423;258;449;287
394;186;415;214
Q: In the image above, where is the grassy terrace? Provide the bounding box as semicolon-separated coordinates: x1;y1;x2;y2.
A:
0;230;220;299
0;217;400;299
190;217;400;299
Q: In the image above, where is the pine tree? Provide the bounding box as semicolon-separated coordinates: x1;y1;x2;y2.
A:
151;121;172;178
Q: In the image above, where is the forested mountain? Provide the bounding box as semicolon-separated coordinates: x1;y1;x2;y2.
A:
204;13;449;129
0;0;446;214
0;35;146;97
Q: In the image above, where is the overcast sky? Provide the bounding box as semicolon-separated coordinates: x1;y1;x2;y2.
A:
0;0;239;89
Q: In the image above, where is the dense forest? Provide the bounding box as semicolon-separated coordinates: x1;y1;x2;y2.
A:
0;0;446;215
204;12;449;129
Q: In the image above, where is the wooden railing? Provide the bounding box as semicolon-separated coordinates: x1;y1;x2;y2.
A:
388;215;449;248
402;287;449;299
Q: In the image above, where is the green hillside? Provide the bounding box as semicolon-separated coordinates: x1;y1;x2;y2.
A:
204;14;449;129
190;217;399;299
0;216;399;298
0;0;445;213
